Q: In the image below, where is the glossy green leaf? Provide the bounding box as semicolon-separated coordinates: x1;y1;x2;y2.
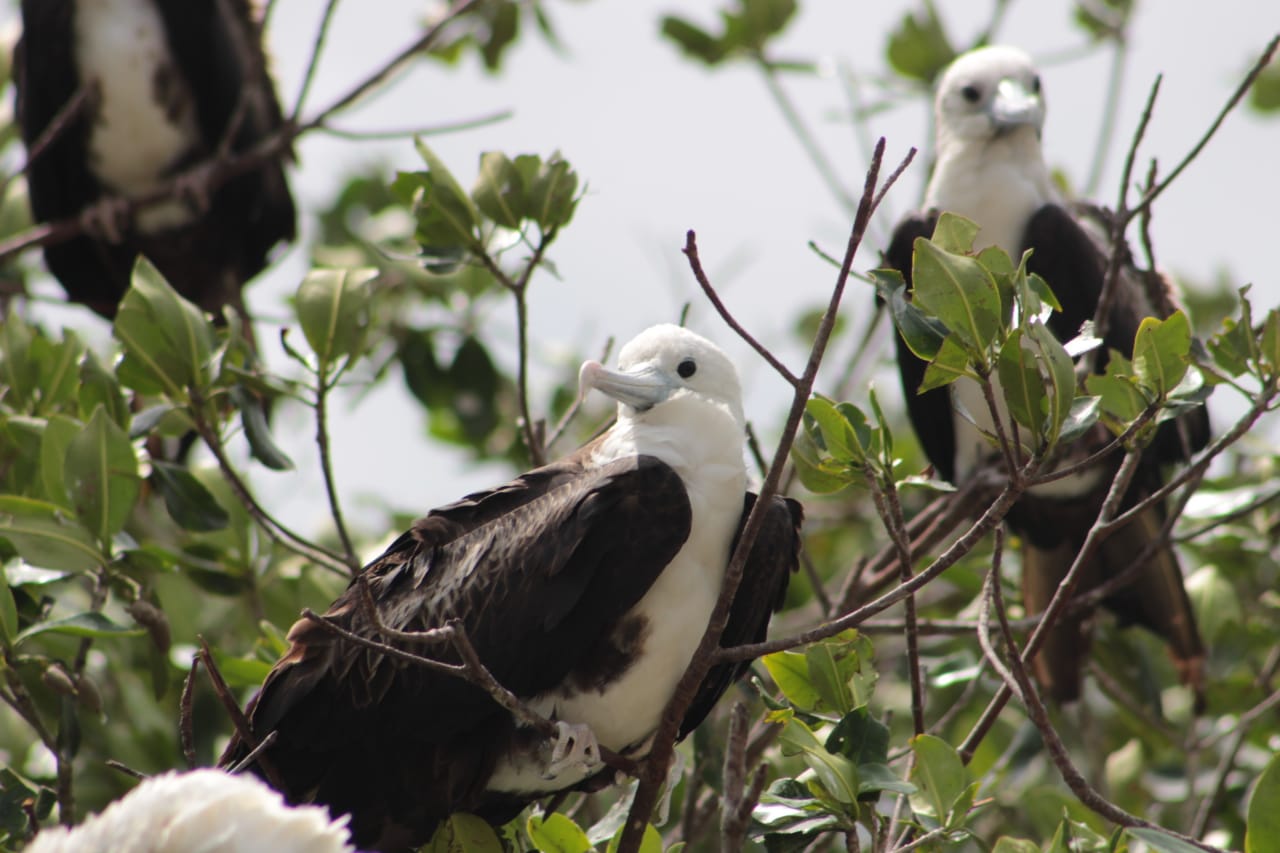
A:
660;15;727;64
912;238;1002;358
63;406;141;544
878;269;948;361
992;837;1041;853
1184;564;1242;644
605;822;662;853
524;154;579;231
1246;747;1280;851
0;495;105;572
805;396;862;464
16;611;145;645
412;139;481;248
235;385;293;471
1025;319;1076;442
825;707;890;765
1058;395;1102;444
295;268;375;367
806;641;854;715
778;717;860;804
1131;827;1211;853
527;813;592;853
790;423;853;494
0;315;37;409
919;335;973;392
908;734;967;822
114;259;215;398
1133;311;1191;399
29;328;84;414
762;649;820;711
151;461;230;532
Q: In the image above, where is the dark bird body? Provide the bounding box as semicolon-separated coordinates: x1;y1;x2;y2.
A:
220;326;802;851
885;46;1207;704
15;0;295;321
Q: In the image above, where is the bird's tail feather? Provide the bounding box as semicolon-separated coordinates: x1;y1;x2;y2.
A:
1020;504;1205;708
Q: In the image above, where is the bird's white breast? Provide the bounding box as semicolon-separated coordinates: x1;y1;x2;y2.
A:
487;399;748;792
74;0;200;231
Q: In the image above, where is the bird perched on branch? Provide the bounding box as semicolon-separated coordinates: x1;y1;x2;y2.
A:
883;45;1209;705
14;0;296;327
220;324;803;852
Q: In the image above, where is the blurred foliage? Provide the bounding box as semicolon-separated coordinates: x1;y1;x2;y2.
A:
0;1;1278;852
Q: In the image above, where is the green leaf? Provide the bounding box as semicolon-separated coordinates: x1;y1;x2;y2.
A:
78;350;129;427
660;16;727;64
1246;749;1280;852
606;822;663;853
0;495;106;572
1133;311;1191;399
1058;395;1101;444
427;813;505;853
412;139;482;249
912;237;1002;359
295;268;375;367
40;415;82;508
472;152;525;229
1184;564;1242;644
1261;308;1280;378
235;385;294;471
778;717;860;804
908;734;967;823
151;461;230;532
524;154;579;231
527;813;592;853
825;707;890;765
0;315;37;409
919;335;973;392
4;564;69;587
932;212;980;254
805;396;862;465
15;611;145;645
878;269;948;361
885;6;955;83
762;650;820;711
1025;320;1076;443
29;328;85;414
806;641;854;715
856;763;915;797
114;259;215;398
992;837;1041;853
997;328;1047;435
0;576;16;644
62;406;142;544
1250;59;1280;113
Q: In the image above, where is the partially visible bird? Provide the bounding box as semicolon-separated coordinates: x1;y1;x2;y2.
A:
24;769;354;853
884;45;1209;704
14;0;296;325
219;324;803;852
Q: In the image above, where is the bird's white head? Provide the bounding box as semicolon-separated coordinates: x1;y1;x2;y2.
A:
579;324;745;431
934;45;1045;147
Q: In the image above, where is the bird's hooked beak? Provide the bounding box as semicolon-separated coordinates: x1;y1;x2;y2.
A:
990;77;1043;133
579;360;673;412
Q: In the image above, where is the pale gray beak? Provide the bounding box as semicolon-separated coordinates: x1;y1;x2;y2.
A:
990;78;1042;131
579;360;673;412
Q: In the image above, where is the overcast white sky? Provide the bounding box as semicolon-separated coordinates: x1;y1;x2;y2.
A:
18;1;1280;534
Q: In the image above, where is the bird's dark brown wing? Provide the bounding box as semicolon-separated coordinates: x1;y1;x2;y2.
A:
221;453;693;850
679;492;802;739
884;212;956;481
149;0;296;314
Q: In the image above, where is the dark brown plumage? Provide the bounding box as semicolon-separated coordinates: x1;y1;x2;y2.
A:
14;0;295;322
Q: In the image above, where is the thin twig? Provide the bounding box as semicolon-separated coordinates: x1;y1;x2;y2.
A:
291;0;342;124
321;109;514;140
228;731;279;775
314;366;361;572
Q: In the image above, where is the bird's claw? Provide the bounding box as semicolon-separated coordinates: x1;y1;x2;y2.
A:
543;721;601;780
79;195;131;244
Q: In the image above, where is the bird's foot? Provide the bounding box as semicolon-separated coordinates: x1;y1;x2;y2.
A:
543;721;602;781
79;195;131;244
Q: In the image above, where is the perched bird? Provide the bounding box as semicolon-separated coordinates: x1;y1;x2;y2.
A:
14;0;296;323
884;45;1209;704
220;324;803;851
24;769;354;853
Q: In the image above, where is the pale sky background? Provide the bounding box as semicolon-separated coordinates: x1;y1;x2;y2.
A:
16;1;1280;534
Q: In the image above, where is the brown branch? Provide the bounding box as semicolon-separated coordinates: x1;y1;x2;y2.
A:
617;140;917;853
228;730;279;775
985;538;1227;853
180;654;200;769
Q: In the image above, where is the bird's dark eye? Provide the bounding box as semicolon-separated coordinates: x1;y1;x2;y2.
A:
677;359;697;379
960;84;982;103
1031;75;1042;94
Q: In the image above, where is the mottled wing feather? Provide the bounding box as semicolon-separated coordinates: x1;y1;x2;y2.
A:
222;454;692;848
679;493;803;739
884;212;956;481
